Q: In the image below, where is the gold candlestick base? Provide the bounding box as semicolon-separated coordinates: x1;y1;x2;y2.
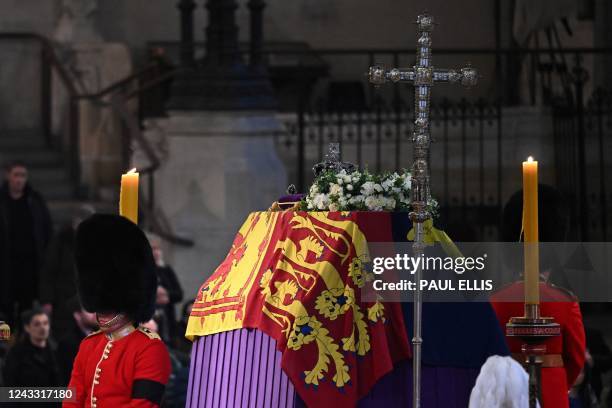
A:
507;304;561;342
0;321;10;341
506;303;561;408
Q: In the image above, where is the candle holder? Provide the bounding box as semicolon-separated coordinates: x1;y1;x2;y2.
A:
506;303;561;408
0;321;10;341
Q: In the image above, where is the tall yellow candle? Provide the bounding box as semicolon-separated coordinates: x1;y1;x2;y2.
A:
522;156;539;304
120;168;139;224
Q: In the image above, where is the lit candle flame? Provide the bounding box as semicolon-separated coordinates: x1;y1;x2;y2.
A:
527;156;534;162
127;168;138;174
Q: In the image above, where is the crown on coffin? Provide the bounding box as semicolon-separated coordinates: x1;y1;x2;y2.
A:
312;143;357;177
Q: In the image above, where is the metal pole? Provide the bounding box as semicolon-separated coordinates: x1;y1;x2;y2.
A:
409;17;435;405
412;221;425;408
365;16;478;406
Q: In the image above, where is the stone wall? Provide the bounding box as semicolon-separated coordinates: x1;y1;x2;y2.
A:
1;0;605;131
95;0;498;53
0;0;57;130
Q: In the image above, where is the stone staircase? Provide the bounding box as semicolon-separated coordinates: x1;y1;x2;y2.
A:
0;129;72;200
0;129;113;227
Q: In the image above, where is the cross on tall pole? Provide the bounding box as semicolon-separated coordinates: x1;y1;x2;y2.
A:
368;13;477;408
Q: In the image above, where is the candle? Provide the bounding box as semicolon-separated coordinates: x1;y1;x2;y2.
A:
522;156;539;304
120;168;139;224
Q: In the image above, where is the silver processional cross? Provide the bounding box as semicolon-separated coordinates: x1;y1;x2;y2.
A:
368;13;477;408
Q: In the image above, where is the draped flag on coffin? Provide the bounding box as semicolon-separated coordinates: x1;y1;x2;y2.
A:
186;211;411;407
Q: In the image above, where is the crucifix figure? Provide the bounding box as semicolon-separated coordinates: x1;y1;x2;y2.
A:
368;13;477;408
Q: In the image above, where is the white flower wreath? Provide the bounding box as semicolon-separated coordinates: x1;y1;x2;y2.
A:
299;169;438;214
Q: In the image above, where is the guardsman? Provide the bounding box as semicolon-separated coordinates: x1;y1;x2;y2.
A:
63;214;171;407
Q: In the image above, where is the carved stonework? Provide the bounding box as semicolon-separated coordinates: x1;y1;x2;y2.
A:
54;0;102;44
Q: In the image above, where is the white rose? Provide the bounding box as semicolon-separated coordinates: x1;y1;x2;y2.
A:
365;195;384;211
313;193;329;210
361;182;375;196
346;184;353;191
337;178;344;185
364;196;376;210
329;183;343;196
374;183;383;193
403;178;412;191
343;175;351;183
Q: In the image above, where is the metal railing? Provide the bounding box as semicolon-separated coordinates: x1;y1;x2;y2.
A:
553;87;612;242
140;42;612;241
147;41;612;107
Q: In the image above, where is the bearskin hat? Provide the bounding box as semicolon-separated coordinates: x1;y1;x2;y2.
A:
502;184;569;274
74;214;157;324
502;184;569;242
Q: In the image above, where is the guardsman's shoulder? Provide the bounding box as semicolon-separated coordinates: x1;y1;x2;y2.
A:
544;282;578;301
85;329;103;339
137;326;162;341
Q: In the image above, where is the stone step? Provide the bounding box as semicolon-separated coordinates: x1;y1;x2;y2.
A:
0;148;64;168
0;130;78;203
36;183;74;201
0;129;46;150
28;167;70;184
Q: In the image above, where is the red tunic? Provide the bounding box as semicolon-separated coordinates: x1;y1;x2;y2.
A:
490;282;586;408
63;327;171;408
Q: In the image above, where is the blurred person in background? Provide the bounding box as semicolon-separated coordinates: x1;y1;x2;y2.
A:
56;296;98;385
40;205;95;334
569;349;599;408
140;312;190;408
142;318;160;334
148;233;184;345
0;161;52;328
0;311;8;386
3;308;60;387
175;299;195;354
584;328;612;406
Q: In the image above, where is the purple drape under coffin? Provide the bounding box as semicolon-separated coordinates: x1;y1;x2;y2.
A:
187;329;480;407
186;329;297;408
